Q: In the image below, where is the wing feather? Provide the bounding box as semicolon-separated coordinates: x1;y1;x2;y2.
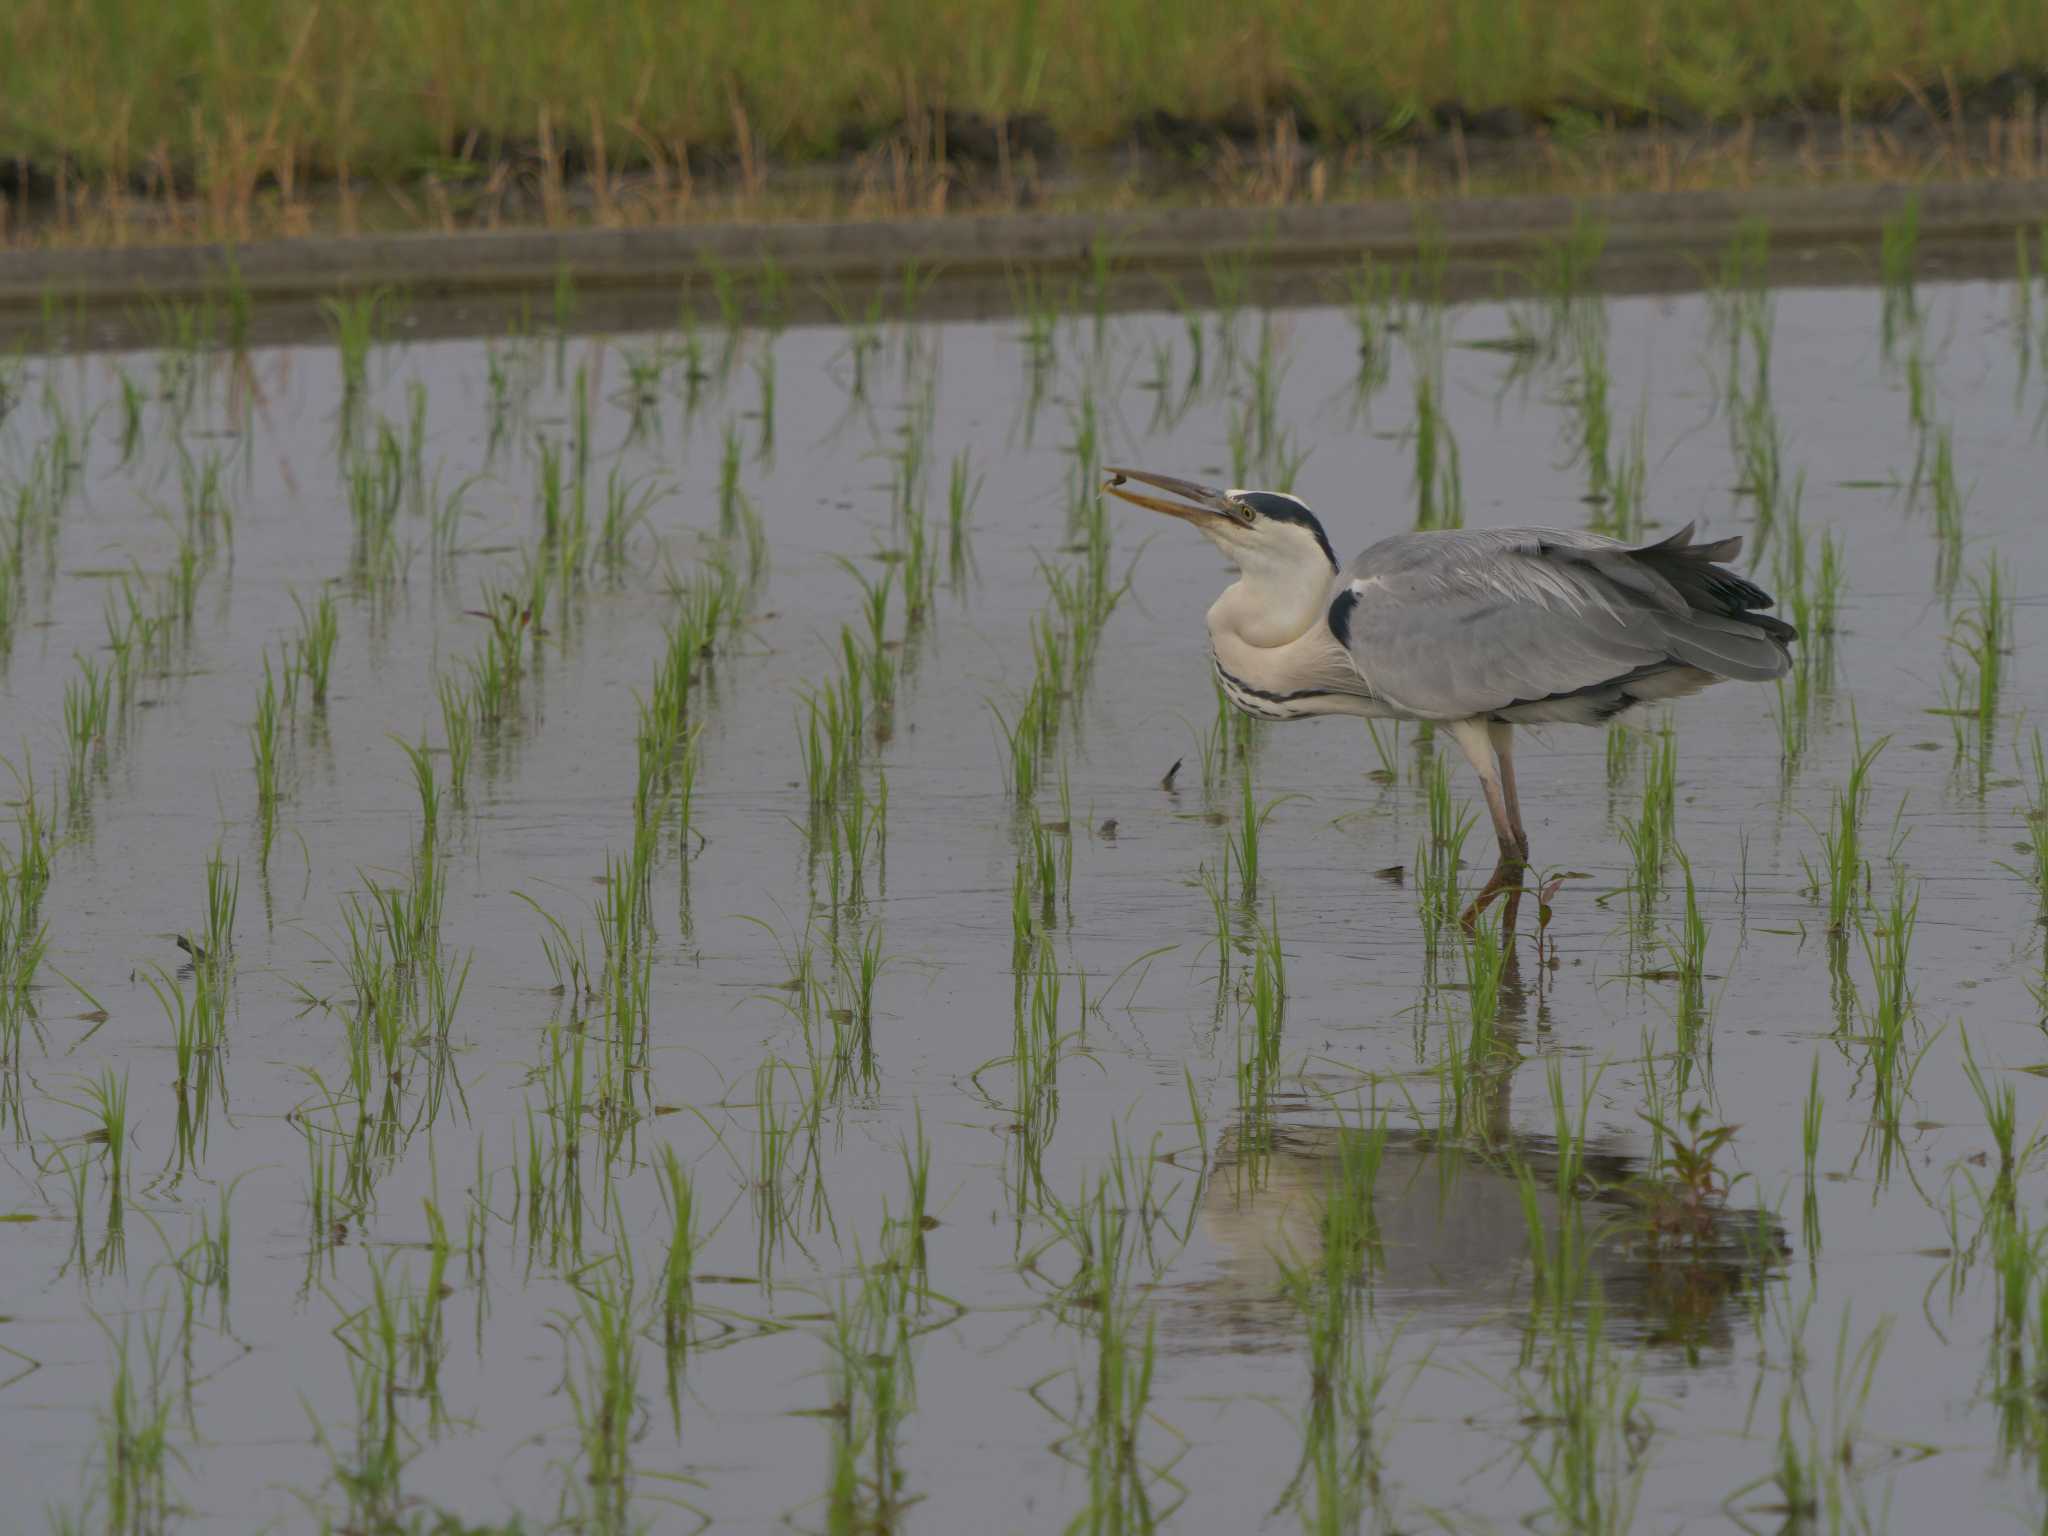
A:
1331;525;1794;719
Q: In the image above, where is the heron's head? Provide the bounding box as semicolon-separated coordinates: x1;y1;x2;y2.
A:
1103;468;1336;580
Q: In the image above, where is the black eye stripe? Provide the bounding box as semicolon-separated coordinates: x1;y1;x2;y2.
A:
1234;491;1337;570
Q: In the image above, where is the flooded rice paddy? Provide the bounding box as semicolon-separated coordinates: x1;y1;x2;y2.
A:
1;237;2046;1533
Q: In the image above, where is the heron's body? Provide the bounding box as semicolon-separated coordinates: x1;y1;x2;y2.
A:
1104;469;1796;922
1205;523;1793;726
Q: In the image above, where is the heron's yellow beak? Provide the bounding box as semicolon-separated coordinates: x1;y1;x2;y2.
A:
1102;467;1251;529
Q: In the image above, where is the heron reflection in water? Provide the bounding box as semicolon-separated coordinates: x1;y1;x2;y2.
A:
1172;947;1786;1359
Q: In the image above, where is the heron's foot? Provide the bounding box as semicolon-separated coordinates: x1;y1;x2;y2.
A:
1460;840;1531;933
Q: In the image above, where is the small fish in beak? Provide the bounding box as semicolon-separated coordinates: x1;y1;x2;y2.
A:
1102;468;1254;528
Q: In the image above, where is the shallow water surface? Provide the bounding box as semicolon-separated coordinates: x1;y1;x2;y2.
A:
1;262;2045;1533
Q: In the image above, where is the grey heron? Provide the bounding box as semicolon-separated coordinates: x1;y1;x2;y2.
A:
1104;468;1796;923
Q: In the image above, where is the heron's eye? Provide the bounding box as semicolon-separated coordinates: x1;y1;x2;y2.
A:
1226;501;1257;527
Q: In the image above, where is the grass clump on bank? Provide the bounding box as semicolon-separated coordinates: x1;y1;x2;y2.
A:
6;0;2046;198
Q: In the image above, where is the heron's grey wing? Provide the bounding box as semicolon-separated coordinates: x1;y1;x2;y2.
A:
1328;525;1794;719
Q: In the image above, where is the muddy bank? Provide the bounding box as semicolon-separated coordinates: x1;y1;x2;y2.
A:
7;177;2048;352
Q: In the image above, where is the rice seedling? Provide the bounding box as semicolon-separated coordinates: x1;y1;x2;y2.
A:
1925;423;1969;594
1528;1068;1597;1303
100;580;149;709
798;684;857;816
945;447;980;587
1880;193;1920;350
463;633;512;737
164;526;203;630
823;282;885;396
0;888;47;1064
1708;222;1774;398
1240;315;1291;474
1805;731;1886;937
1038;1176;1178;1532
1566;321;1612;499
345;428;406;585
654;1143;698;1365
1283;1224;1403;1535
202;844;238;968
1618;719;1676;903
1982;1203;2048;1478
1936;554;2006;776
822;1241;920;1533
250;653;282;864
435;675;475;804
1441;912;1508;1139
1345;253;1400;405
1732;1311;1893;1533
1202;247;1250;356
293;589;338;707
562;1262;641;1531
178;445;232;542
114;367;145;462
748;1055;807;1278
1593;406;1647;543
62;652;111;800
1771;475;1839;659
831;921;888;1040
1665;845;1708;988
999;941;1068;1212
1012;270;1059;384
1960;1028;2024;1196
752;255;792;333
314;1258;414;1530
714;417;746;540
0;547;16;661
753;349;777;459
74;1065;130;1194
144;964;210;1099
1239;910;1287;1144
1517;1291;1649;1536
2019;732;2048;907
392;734;439;845
90;1313;178;1536
322;289;386;409
598;466;661;577
1065;378;1102;531
145;301;205;408
1858;872;1925;1149
4;757;52;921
1531;207;1607;312
896;485;939;640
896;258;936;324
1227;768;1299;908
1410;362;1462;531
1363;718;1400;785
1731;386;1785;554
1802;1053;1824;1257
1416;753;1476;941
533;431;567;553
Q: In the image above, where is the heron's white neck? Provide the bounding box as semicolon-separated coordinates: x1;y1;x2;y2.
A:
1204;570;1369;719
1205;554;1331;649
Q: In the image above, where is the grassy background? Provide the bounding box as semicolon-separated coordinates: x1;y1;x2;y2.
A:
7;0;2046;184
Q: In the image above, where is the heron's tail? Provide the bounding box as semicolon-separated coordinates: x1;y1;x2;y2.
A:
1554;524;1796;681
1631;525;1795;680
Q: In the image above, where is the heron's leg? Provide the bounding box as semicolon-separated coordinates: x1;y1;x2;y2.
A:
1488;721;1530;860
1448;719;1525;927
